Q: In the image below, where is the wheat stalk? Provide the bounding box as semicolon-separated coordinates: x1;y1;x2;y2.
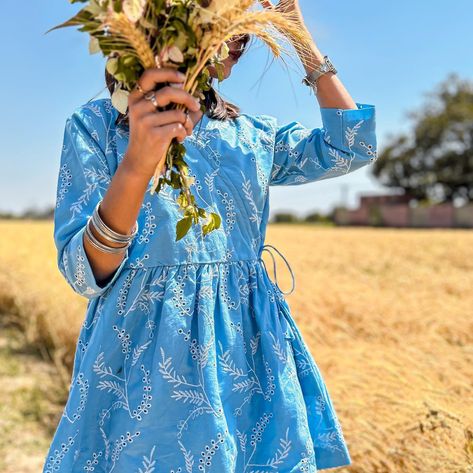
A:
104;12;156;68
47;0;316;241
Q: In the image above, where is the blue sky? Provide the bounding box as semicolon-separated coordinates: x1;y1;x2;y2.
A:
1;0;472;217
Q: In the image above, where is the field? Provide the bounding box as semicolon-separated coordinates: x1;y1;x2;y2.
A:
0;220;472;472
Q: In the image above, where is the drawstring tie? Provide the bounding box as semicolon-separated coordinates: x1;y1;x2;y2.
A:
259;243;296;296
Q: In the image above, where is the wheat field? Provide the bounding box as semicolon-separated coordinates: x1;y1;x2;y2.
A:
0;220;472;472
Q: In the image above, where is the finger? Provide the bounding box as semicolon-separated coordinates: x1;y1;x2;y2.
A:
129;67;186;105
142;109;195;135
134;87;200;116
141;67;186;91
183;112;195;136
154;122;188;143
154;86;201;112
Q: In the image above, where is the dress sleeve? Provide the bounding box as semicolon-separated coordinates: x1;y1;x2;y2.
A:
53;106;130;299
269;103;377;186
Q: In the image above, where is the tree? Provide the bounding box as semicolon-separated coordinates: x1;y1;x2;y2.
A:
272;212;300;223
304;212;332;224
373;74;473;203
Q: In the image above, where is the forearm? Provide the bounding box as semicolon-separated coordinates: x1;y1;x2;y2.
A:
83;155;150;284
294;29;358;110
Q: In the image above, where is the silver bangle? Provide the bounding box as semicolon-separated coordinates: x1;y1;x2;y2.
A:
302;55;338;94
91;210;132;245
92;200;139;244
85;218;130;254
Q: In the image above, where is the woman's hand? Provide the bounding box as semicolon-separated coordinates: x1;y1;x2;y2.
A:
259;0;314;56
259;0;304;25
122;67;203;180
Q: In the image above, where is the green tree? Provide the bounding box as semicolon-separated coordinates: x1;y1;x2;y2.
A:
272;212;300;223
304;212;332;224
374;74;473;203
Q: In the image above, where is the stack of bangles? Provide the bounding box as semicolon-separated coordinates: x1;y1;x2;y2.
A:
85;200;139;254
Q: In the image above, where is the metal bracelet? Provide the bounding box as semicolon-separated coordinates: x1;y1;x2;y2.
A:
91;210;132;245
92;200;139;244
85;218;130;254
301;55;338;95
93;200;138;242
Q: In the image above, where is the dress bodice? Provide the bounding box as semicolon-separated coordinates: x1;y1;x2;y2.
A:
111;108;276;268
53;97;377;299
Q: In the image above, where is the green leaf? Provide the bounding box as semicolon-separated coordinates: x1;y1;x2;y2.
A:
177;192;189;208
176;216;193;241
89;36;101;54
167;45;184;63
84;0;103;15
44;8;92;35
106;57;119;75
139;16;159;30
214;62;225;82
212;212;222;228
111;87;129;115
123;0;147;23
202;212;221;235
170;170;181;189
219;41;229;60
155;177;165;194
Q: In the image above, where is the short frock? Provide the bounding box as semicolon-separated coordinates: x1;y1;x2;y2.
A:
43;97;377;472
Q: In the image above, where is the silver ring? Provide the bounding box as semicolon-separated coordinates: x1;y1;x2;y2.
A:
144;90;159;109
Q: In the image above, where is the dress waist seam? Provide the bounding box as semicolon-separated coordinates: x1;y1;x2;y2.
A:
122;257;260;269
121;244;296;296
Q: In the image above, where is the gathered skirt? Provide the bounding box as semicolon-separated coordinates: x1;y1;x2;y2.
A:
43;258;351;472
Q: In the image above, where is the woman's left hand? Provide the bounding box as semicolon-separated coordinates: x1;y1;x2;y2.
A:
259;0;305;26
260;0;316;56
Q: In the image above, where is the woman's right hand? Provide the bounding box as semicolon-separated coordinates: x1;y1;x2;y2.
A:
122;67;202;180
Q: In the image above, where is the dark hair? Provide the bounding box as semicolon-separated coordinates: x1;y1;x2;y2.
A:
105;34;252;128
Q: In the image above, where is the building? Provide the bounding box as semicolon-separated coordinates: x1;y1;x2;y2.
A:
334;194;473;228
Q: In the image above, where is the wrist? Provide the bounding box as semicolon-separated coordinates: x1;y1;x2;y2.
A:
301;55;338;94
120;153;155;182
301;46;325;74
290;26;324;70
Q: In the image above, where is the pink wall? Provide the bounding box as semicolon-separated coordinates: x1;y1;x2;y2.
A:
334;196;473;228
380;205;410;227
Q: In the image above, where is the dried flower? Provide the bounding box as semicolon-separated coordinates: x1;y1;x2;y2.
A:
46;0;314;241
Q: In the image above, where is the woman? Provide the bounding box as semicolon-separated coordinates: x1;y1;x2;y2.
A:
44;2;377;472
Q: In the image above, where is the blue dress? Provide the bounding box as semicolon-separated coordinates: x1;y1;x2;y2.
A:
44;97;377;472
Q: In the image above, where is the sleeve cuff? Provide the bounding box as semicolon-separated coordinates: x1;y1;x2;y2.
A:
65;225;130;299
320;103;376;153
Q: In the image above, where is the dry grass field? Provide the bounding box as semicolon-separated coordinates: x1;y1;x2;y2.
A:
0;219;472;472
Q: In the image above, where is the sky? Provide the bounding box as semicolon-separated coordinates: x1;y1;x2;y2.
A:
0;0;472;218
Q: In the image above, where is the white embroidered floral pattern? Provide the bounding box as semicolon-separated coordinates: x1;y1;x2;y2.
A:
46;98;377;472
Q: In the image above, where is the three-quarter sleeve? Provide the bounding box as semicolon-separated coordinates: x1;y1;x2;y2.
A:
53;106;130;299
268;103;377;186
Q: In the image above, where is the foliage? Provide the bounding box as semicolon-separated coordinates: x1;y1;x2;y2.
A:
272;212;300;223
374;73;473;204
45;0;314;240
303;211;332;224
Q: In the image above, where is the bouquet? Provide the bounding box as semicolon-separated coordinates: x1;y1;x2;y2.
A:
47;0;314;241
